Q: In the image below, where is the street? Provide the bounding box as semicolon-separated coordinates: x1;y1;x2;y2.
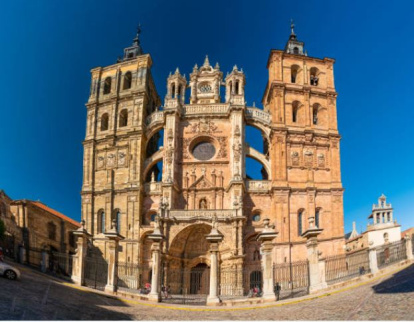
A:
1;263;413;320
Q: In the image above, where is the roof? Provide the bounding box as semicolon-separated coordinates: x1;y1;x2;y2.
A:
401;227;414;238
30;201;81;228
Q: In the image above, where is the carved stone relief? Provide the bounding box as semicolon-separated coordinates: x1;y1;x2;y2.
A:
304;150;313;167
291;151;300;166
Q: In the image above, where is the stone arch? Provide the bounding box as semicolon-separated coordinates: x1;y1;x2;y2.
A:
143;149;164;180
245;119;271;138
245;145;271;179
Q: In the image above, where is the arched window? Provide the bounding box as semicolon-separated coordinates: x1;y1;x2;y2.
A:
235;81;240;95
177;85;182;99
101;113;109;131
293;47;299;55
229;81;233;94
310;68;319;86
150;213;157;222
103;77;112;94
291;65;299;83
315;209;320;228
312;105;319;125
116;210;121;234
383;232;389;243
123;72;132;90
119;109;128;127
298;210;303;236
97;210;105;234
292;101;300;123
171;83;176;98
48;222;57;240
252;213;261;222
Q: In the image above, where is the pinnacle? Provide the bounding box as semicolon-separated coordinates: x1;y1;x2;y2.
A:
203;55;210;67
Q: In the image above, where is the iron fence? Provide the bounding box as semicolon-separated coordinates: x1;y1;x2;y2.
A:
219;264;262;299
116;262;150;290
376;240;407;269
48;251;73;280
273;260;309;300
325;250;370;284
27;247;42;268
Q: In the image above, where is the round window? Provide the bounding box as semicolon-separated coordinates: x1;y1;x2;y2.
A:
252;214;261;222
192;141;216;161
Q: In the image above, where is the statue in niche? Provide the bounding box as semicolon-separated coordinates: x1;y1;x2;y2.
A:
291;151;299;166
318;154;325;168
199;198;208;209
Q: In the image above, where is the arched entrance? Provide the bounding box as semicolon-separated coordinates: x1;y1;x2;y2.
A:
163;224;213;304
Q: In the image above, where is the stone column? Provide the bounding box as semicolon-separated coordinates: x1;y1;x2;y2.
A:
257;218;278;301
405;234;413;261
368;246;379;274
301;216;327;293
205;215;224;306
71;220;91;286
104;220;124;293
148;216;165;302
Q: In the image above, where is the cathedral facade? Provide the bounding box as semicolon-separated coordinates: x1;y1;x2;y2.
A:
81;25;345;281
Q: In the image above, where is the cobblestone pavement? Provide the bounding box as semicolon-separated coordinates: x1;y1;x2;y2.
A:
0;262;413;320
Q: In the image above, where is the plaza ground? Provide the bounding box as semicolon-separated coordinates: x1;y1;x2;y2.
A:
0;262;413;320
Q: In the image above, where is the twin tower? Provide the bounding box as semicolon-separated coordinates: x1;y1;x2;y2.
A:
81;25;345;273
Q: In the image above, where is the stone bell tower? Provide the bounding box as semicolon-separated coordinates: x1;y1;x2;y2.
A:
261;21;345;260
81;27;161;262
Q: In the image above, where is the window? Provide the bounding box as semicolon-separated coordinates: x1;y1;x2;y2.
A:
150;213;157;222
48;222;57;241
98;210;105;234
310;68;319;86
292;101;300;123
387;212;391;222
383;232;389;243
229;81;232;94
298;210;303;236
69;232;75;248
252;214;261;222
293;47;299;55
312;105;319;125
116;211;121;233
123;72;132;90
103;77;112;94
235;81;240;95
177;85;182;99
315;209;320;228
171;83;175;98
291;65;299;83
119;109;128;127
101;113;109;131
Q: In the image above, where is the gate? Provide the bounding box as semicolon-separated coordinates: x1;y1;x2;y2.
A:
84;256;108;290
376;240;406;268
161;264;210;305
27;247;42;268
273;260;309;300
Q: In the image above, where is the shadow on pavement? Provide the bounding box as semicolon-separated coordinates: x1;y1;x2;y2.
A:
372;263;414;294
0;265;133;320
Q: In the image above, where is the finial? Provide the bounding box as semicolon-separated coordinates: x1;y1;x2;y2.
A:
203;55;210;67
175;67;180;74
193;63;198;70
81;219;85;229
233;65;238;71
253;101;256;107
215;62;220;69
290;19;295;35
133;23;142;45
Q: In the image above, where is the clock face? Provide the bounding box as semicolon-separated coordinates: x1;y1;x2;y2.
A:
199;83;212;93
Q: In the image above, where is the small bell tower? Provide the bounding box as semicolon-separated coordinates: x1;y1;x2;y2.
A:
225;65;245;105
165;68;187;107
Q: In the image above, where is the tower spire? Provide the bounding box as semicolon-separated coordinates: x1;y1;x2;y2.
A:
123;24;143;60
290;19;295;36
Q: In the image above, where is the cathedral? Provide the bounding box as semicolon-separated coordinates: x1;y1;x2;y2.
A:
81;23;345;288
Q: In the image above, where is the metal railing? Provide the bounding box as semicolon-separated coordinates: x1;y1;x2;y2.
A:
325;251;370;284
376;240;407;269
273;260;309;300
116;262;149;290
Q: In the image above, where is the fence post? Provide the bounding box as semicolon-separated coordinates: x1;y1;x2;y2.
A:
368;245;378;274
104;219;124;293
257;218;278;301
301;216;326;293
41;250;49;273
405;234;413;261
71;220;91;285
206;215;223;306
148;216;165;302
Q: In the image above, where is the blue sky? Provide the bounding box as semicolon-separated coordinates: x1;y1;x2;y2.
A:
1;0;413;234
